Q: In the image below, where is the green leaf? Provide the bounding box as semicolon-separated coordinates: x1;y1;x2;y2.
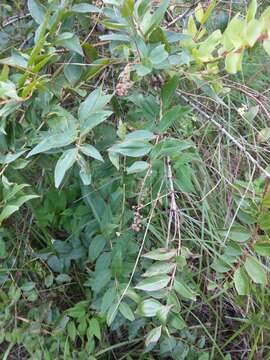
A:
28;0;46;24
107;303;118;326
89;235;106;262
161;75;179;110
158;105;189;133
80;144;104;162
67;321;77;342
119;302;135;321
71;4;100;13
233;267;249;295
169;313;186;331
143;0;170;36
225;52;242;74
187;16;197;37
195;3;204;24
258;213;270;230
88;318;101;340
174;280;196;301
135;275;170;292
126;161;149;174
246;0;257;22
78;87;112;122
151;139;193;159
27;129;77;157
21;282;36;292
260;194;270;208
201;0;216;25
0;238;7;258
145;326;162;347
0;81;19;100
77;155;92;185
55;274;71;284
143;248;177;261
121;0;134;18
66;306;86;319
110;141;152;157
227;225;251;243
108;151;120;170
64;63;83;86
0;151;26;165
143;262;175;277
0;195;39;225
125;130;155;141
56;33;84;56
54;148;77;188
137;298;163;317
150;45;168;65
253;240;270;256
80;111;113;136
244;256;267;285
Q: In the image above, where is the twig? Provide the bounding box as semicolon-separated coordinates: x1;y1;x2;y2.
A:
177;91;270;178
1;13;30;28
165;1;200;28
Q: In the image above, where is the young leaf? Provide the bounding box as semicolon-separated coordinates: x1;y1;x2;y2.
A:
119;302;135;321
225;52;242;74
174;280;196;301
80;144;104;162
54;148;77;188
187;16;197;37
245;19;262;47
244;256;267;285
246;0;257;22
195;3;204;24
233;267;249;295
135;275;170;292
121;0;134;18
145;326;162;347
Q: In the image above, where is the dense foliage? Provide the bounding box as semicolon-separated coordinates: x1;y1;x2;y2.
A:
1;0;270;359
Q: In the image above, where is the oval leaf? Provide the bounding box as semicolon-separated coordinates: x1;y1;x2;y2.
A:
135;275;170;292
244;256;267;285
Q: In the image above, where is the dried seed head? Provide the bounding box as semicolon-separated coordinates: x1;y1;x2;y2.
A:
116;64;133;97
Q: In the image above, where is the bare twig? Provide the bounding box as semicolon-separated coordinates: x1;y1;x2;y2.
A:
177;91;270;178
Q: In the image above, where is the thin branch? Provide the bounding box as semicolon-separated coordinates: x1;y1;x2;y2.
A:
177;91;270;178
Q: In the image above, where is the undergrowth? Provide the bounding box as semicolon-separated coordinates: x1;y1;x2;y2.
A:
0;0;270;359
